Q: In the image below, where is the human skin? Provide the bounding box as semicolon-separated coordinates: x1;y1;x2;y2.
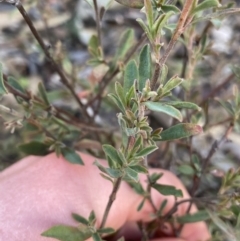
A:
0;152;210;241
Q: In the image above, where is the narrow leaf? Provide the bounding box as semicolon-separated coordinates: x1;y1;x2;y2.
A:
0;64;8;95
88;211;96;224
152;183;183;197
162;76;183;93
114;29;134;61
135;145;158;157
159;123;203;141
139;44;152;91
72;213;89;225
192;0;220;15
92;233;102;241
145;101;183;122
125;167;139;182
94;160;108;175
149;173;163;183
108;93;125;113
41;225;91;241
38;82;50;106
124;60;138;93
129;165;148;173
153;11;174;37
115;0;144;8
136;18;153;42
177;210;209;224
97;227;115;234
137;198;146;211
161;4;180;13
163;101;201;111
7;76;25;93
157;199;168;216
145;0;153;27
178;164;195;176
105;168;122;178
19;141;49;156
62;148;84;165
102;144;124;166
115;82;126;106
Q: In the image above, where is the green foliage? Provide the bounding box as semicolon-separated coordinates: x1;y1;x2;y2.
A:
1;0;240;240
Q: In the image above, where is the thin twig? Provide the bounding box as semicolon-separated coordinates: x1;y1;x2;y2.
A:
202;122;234;173
3;75;113;133
87;33;147;110
151;0;194;89
93;0;102;48
12;1;91;121
99;176;122;228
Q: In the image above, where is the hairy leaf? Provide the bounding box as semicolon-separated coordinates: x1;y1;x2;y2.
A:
41;225;91;241
152;183;183;197
62;148;84;165
145;101;183;122
0;64;8;95
124;60;138;93
159;123;203;141
177;210;209;223
139;44;152;91
19;141;49;156
102;144;125;166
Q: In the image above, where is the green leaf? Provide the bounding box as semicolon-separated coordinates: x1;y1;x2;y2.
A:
125;167;139;182
178;164;195;176
159;123;203;141
216;99;235;116
157;199;168;216
92;233;102;241
163;101;201;111
139;44;152;91
94;160;108;175
149;173;163;183
105;168;123;178
100;173;113;183
162;76;183;94
136;18;153;42
145;0;153;27
114;29;134;61
160;64;168;84
152;183;183;197
161;4;180;13
124;60;138;93
102;144;124;166
19;141;49;156
145;101;183;122
41;225;91;241
62;148;84;165
129;182;145;195
88;35;99;57
153;11;174;38
88;211;96;224
72;213;89;225
0;64;8;95
129;165;148;173
137;198;146;211
115;82;126;107
192;0;220;15
115;0;144;8
135;145;158;157
7;76;25;93
38;82;50;106
108;93;125;113
177;210;209;224
97;227;115;234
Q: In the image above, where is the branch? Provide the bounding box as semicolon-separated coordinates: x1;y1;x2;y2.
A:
10;1;91;121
